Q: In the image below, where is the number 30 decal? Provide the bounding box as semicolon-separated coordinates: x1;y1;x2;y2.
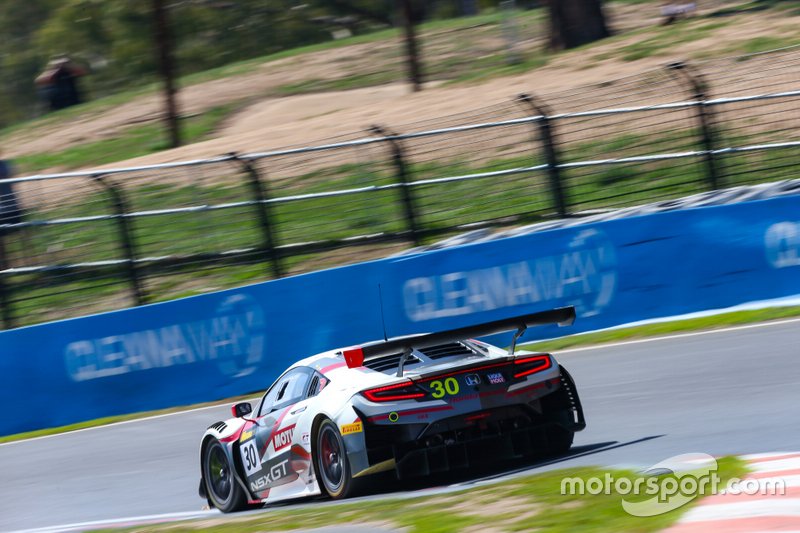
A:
240;439;261;476
429;377;460;399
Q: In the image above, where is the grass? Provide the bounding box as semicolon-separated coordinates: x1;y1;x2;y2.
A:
0;393;258;445
189;7;546;96
16;0;764;156
619;19;731;62
104;457;748;532
8;1;797;174
702;33;800;59
2;8;546;173
2;0;797;327
276;71;400;96
738;35;799;55
179;9;512;88
522;306;800;353
0;10;515;144
446;54;550;85
0;83;161;143
13;104;240;174
6;121;795;327
711;0;800;17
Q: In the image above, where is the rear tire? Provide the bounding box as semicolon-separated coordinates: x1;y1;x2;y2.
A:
546;424;575;455
202;439;248;512
314;418;361;499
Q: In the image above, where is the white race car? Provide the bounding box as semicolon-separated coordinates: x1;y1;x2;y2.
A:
199;306;585;512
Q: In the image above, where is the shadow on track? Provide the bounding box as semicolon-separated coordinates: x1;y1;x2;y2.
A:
263;435;664;511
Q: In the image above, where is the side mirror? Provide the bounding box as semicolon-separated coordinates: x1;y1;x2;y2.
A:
231;402;252;418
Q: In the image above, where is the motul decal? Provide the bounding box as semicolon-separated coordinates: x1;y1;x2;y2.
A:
272;424;296;451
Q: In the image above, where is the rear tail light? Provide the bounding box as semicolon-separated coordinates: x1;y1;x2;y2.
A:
361;380;426;402
513;354;552;378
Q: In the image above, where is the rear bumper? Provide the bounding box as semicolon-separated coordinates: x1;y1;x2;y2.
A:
361;365;585;479
393;406;561;479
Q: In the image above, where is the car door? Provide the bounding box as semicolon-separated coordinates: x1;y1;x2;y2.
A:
241;367;315;496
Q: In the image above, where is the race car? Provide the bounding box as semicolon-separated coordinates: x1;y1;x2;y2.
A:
199;306;585;512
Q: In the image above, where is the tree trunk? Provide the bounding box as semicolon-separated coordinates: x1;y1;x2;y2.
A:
460;0;479;16
153;0;181;148
546;0;611;50
398;0;423;92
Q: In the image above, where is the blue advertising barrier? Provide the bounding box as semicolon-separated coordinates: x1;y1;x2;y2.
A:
2;196;799;436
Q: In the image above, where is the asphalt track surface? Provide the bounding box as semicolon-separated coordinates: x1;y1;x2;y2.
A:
2;320;800;532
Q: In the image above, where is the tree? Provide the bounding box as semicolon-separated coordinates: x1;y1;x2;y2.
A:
310;0;425;92
35;1;156;99
546;0;611;50
398;0;423;92
0;0;57;126
153;0;181;148
319;0;394;25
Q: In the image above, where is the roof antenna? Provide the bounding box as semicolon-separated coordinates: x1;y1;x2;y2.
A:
378;284;388;341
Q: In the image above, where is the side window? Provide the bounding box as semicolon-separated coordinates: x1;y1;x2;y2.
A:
306;372;329;398
258;367;313;416
307;376;319;399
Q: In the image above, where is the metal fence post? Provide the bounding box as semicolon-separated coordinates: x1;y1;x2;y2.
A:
370;125;422;247
517;93;569;218
232;154;284;278
667;62;722;190
0;234;14;329
91;174;146;306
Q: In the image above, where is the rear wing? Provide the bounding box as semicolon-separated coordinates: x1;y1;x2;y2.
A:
341;306;576;373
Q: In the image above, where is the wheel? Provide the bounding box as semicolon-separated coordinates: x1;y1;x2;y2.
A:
546;424;575;455
202;439;247;512
314;418;360;499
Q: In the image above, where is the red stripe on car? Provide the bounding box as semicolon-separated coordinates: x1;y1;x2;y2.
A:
260;404;296;455
291;444;311;460
220;420;253;443
320;361;348;375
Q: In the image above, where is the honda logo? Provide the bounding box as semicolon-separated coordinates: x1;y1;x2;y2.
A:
465;374;481;386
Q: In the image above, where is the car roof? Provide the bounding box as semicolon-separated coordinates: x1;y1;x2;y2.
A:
290;348;344;370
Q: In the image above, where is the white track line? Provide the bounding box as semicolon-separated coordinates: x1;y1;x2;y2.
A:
680;499;800;522
554;317;800;355
742;452;800;461
751;457;800;474
12;510;218;533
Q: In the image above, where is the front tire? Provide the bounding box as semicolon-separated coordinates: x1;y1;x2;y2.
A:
202;439;247;512
314;419;360;499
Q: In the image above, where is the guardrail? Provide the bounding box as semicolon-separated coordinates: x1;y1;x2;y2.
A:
2;192;798;436
1;46;799;328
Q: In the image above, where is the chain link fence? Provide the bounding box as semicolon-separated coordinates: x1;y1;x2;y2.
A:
2;45;799;329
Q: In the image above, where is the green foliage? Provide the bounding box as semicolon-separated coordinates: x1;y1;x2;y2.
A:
14;104;236;173
0;1;353;128
0;0;513;130
98;458;748;532
523;306;800;352
619;19;730;61
28;0;334;99
0;0;58;125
